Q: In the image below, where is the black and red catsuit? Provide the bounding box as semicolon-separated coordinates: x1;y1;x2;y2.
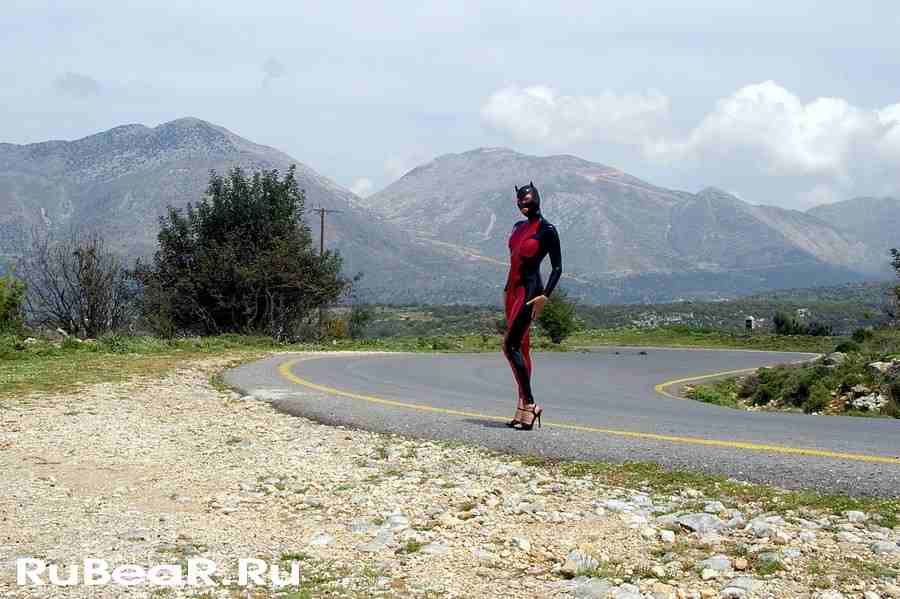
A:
503;182;562;411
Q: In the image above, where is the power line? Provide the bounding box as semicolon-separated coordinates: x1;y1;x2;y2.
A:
311;207;342;331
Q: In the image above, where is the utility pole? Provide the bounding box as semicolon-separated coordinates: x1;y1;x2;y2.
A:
312;207;342;332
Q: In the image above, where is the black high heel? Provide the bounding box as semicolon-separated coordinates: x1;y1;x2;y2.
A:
512;404;543;430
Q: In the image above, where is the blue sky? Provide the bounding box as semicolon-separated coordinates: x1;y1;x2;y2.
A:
3;1;899;208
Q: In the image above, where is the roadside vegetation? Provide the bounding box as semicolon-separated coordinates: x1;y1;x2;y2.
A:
685;251;900;418
685;327;900;418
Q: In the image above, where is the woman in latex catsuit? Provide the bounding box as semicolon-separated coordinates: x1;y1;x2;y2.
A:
503;181;562;430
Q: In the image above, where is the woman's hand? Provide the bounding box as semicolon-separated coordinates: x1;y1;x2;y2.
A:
526;294;548;319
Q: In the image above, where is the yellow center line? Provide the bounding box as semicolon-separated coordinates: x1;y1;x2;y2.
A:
276;355;900;466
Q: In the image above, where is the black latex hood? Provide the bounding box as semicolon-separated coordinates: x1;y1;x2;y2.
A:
515;181;541;218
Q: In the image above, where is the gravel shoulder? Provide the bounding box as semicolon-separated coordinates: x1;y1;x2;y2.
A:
2;353;899;598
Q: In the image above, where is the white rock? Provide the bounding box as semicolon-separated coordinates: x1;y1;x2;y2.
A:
871;541;900;554
421;542;449;555
704;501;726;513
307;532;334;546
677;513;725;533
837;531;862;544
697;555;732;572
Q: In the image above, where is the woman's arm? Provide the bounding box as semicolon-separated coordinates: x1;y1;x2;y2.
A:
542;224;562;297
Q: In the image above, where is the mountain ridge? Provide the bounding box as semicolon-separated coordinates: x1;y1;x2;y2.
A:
2;122;895;305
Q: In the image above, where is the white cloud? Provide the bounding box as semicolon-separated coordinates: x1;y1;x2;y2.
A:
482;81;900;205
480;85;669;147
349;177;374;197
652;81;900;180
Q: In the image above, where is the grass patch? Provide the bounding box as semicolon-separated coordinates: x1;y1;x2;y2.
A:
685;378;741;408
754;558;784;576
398;540;424;554
570;325;838;353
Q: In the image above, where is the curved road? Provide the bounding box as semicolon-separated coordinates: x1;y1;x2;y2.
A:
225;347;900;497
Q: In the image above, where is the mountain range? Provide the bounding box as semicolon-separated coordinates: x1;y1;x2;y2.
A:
1;118;897;304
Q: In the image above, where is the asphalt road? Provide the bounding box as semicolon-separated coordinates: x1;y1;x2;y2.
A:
224;347;900;497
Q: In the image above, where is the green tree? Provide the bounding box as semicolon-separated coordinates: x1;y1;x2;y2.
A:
536;288;578;344
135;166;350;339
0;273;25;332
772;310;806;335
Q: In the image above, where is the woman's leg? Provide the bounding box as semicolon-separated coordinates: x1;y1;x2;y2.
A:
503;287;535;404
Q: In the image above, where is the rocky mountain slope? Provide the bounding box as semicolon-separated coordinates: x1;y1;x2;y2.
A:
3;125;892;305
0;119;493;303
807;196;900;275
361;148;880;301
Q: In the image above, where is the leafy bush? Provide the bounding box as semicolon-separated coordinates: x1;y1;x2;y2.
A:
833;341;861;354
0;274;25;332
536;288;578;344
773;311;806;335
805;321;834;336
740;366;793;406
802;382;831;413
852;328;875;343
135;167;350;339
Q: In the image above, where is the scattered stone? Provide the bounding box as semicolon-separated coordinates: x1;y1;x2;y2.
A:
733;558;748;571
850;384;872;396
748;519;772;538
660;530;677;544
511;536;531;552
612;582;642;599
871;541;900;554
421;542;450;556
678;513;725;534
868;361;893;375
573;577;613;599
697;555;732;572
308;532;335;546
837;531;862;544
850;393;888;411
604;499;634;513
650;581;675;598
704;501;726;514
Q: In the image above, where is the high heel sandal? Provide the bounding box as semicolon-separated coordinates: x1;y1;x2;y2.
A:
511;404;543;430
506;405;526;428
